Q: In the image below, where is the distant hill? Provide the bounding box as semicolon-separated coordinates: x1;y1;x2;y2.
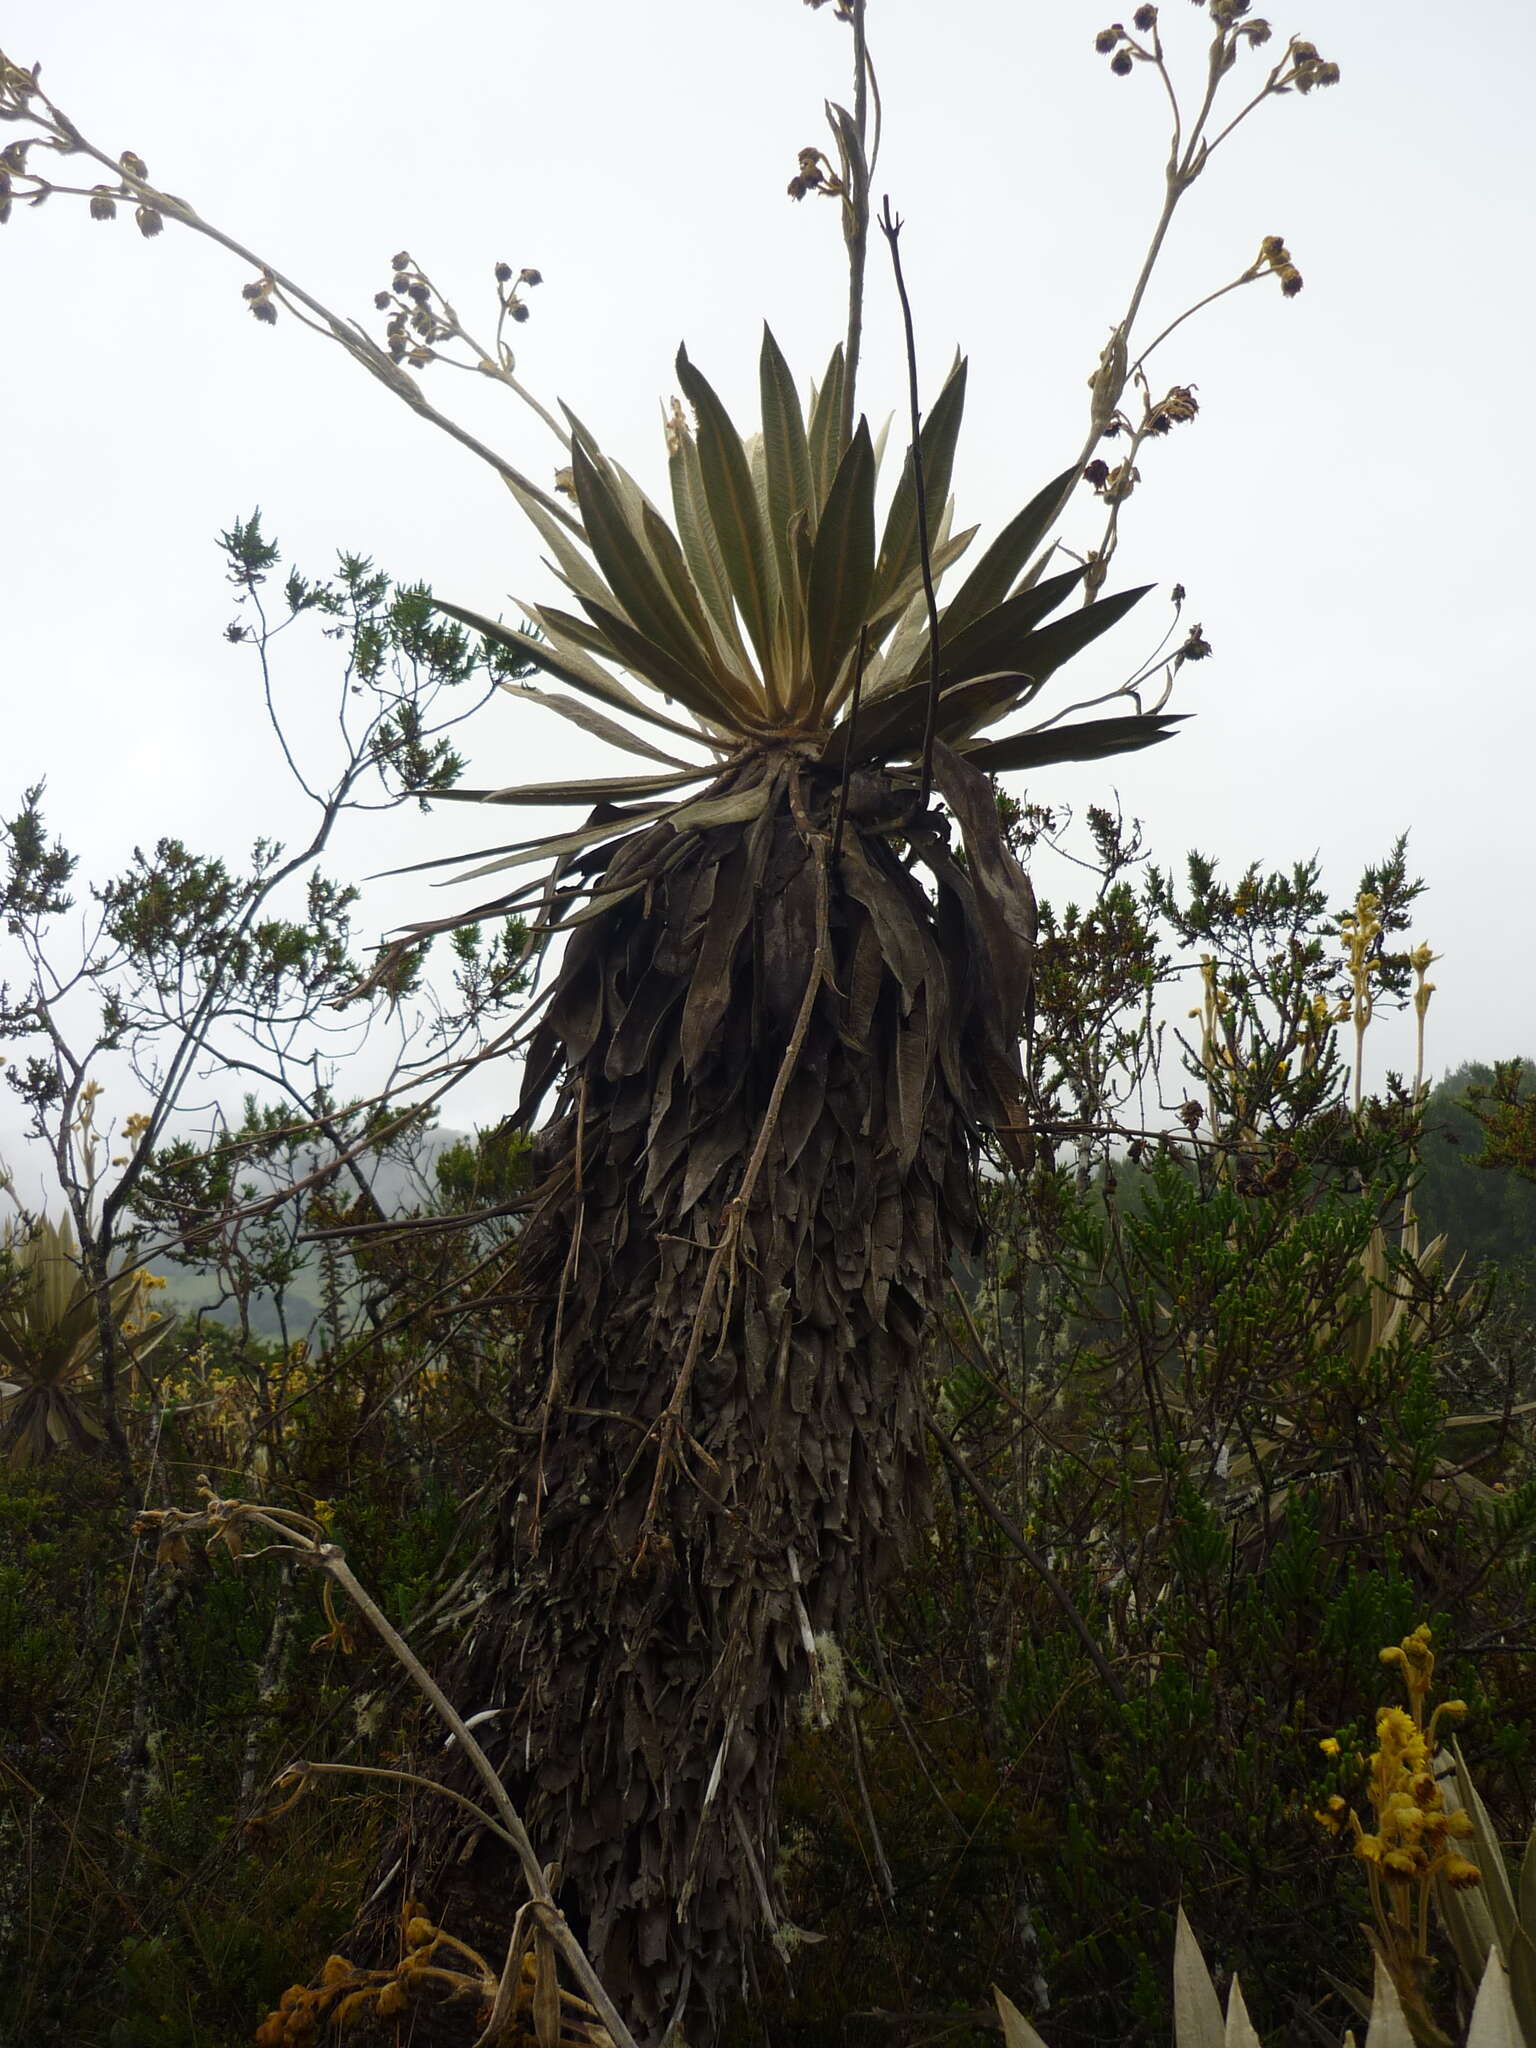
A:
1416;1061;1536;1313
153;1126;472;1339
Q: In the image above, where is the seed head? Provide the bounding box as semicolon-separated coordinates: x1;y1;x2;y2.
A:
88;186;117;222
1133;4;1158;29
390;249;411;270
494;259;513;283
119;150;148;180
519;266;542;286
1294;53;1341;92
134;203;162;238
1110;46;1135;73
1095;25;1123;52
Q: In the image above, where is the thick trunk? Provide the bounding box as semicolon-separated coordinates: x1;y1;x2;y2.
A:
387;769;1029;2042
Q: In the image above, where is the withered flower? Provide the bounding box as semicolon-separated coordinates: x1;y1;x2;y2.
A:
1095;25;1124;52
1133;4;1158;29
1149;384;1199;431
494;259;513;283
1294;53;1340;92
134;203;162;238
88;185;117;221
1110;47;1135;74
519;266;542;285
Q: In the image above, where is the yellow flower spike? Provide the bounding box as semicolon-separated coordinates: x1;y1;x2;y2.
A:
1319;1736;1341;1756
1441;1853;1482;1889
319;1956;355;1988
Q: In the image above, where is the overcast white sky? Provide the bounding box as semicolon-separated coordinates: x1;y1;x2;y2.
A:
1;0;1532;1168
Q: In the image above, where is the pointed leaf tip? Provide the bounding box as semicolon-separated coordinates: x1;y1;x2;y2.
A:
993;1986;1051;2048
1173;1908;1225;2048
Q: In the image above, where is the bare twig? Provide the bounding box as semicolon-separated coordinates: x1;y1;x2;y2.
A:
923;1416;1128;1708
877;199;943;820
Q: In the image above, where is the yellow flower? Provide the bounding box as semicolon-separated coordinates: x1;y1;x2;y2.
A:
1319;1736;1341;1756
311;1499;335;1528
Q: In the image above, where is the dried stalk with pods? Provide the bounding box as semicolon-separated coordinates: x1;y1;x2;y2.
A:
133;1482;635;2048
3;3;1340;2037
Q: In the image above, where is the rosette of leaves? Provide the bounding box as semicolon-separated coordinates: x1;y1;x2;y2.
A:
0;1215;170;1466
402;329;1180;2035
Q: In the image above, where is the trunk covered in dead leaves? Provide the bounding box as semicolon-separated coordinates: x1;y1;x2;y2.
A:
408;751;1033;2042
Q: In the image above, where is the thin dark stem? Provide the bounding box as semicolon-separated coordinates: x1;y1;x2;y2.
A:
830;624;868;866
925;1412;1128;1708
878;198;943;820
840;0;870;452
